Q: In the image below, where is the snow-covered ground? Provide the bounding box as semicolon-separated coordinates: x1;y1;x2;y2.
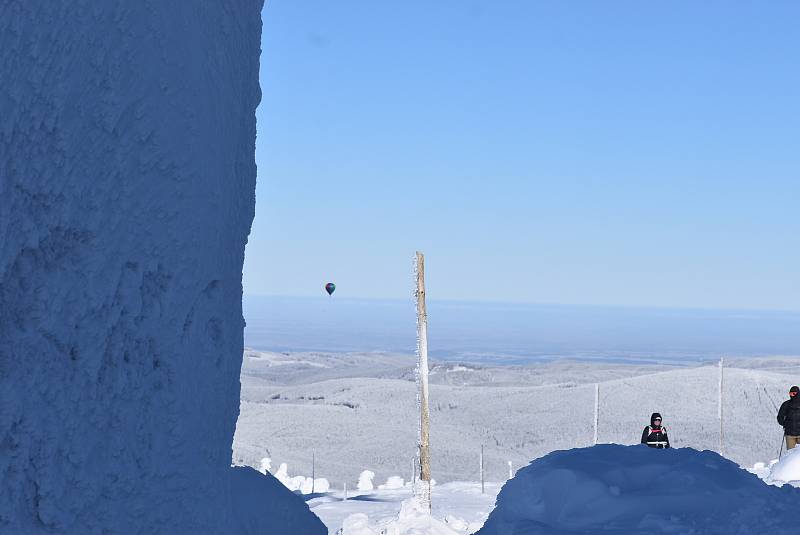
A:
254;445;800;534
233;350;800;533
234;350;799;488
309;481;500;534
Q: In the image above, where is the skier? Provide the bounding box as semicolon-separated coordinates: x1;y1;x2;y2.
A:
777;386;800;450
641;413;670;449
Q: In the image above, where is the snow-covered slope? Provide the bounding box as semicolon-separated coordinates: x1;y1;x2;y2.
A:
477;445;800;535
1;3;322;533
235;351;796;488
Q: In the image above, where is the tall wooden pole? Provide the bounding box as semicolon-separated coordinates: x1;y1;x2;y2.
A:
415;251;432;511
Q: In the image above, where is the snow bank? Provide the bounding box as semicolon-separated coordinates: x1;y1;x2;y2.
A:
0;2;323;533
230;467;328;533
754;446;800;486
768;447;800;484
273;462;330;494
341;497;459;535
477;445;800;535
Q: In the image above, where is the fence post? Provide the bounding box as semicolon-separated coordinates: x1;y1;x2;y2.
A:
594;382;600;446
480;445;485;494
719;357;724;455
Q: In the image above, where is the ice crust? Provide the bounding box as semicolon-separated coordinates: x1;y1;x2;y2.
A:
0;2;322;533
477;444;800;535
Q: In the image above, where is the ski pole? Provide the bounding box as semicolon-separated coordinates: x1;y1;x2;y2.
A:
779;434;786;460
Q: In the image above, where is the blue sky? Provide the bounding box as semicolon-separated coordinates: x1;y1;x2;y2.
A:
244;1;799;310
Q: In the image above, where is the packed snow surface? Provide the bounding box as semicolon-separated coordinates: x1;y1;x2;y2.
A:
477;444;800;535
309;481;501;534
1;2;323;533
284;446;800;534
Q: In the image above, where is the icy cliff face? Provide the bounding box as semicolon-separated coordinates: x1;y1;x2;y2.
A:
1;2;322;533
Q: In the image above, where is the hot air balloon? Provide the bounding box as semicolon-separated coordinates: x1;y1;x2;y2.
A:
325;282;336;296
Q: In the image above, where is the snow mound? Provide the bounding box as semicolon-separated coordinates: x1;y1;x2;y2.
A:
341;497;460;535
230;467;326;533
272;462;330;494
358;470;376;491
759;446;800;486
477;444;800;535
379;476;405;490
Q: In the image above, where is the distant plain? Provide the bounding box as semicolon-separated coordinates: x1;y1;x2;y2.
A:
244;295;800;364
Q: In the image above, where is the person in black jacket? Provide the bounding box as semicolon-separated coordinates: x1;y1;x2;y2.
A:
777;386;800;449
641;412;670;449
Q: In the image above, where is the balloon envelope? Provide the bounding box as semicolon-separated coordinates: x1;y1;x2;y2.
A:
325;282;336;296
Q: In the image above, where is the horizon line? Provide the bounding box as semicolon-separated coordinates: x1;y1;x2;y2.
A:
243;293;800;315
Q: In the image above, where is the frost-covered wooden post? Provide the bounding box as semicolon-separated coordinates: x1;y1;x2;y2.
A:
480;445;485;494
311;451;316;494
414;251;432;511
411;456;418;494
507;461;513;479
719;357;724;454
593;383;600;446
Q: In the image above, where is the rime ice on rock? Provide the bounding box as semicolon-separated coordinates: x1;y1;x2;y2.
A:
0;2;323;533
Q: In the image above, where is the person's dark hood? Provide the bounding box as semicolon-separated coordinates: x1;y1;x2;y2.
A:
650;413;662;426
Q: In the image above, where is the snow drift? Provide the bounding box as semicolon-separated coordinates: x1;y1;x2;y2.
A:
767;446;800;485
752;445;800;487
477;445;800;535
0;2;323;533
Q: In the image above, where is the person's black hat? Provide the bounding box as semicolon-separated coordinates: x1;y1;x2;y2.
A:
790;386;799;396
650;413;662;425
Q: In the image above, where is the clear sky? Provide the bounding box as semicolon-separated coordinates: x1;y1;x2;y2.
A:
243;1;799;310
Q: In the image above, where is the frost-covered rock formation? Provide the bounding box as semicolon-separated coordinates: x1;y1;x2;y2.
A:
1;2;323;533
